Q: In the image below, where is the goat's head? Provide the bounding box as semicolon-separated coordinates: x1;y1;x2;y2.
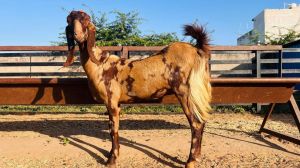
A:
66;11;101;65
66;10;93;43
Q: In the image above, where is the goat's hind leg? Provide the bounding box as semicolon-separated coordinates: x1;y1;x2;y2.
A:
175;86;205;168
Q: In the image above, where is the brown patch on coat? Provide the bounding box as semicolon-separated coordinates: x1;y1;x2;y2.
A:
149;74;155;78
125;76;135;92
120;58;126;65
188;123;205;162
102;62;119;106
154;46;169;56
128;62;134;69
169;66;182;90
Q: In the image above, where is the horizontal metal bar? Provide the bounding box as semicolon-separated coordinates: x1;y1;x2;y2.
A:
260;128;300;145
0;77;299;84
209;60;252;64
282;59;300;63
0;62;82;66
261;69;278;74
0;45;283;52
0;52;69;57
211;77;300;84
211;51;253;54
125;46;165;51
211;70;253;75
283;48;300;52
282;69;300;73
260;59;279;63
0;46;123;51
0;72;85;77
212;46;282;51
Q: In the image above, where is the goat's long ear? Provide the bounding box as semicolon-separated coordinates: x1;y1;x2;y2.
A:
87;22;101;65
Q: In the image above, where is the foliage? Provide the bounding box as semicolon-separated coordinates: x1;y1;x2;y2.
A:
213;105;256;114
0;105;182;114
60;137;70;146
56;10;179;46
265;26;300;45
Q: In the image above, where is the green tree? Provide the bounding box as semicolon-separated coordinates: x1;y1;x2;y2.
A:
56;10;179;46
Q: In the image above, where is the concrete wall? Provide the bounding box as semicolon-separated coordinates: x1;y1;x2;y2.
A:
253;11;265;43
237;4;300;45
264;6;300;43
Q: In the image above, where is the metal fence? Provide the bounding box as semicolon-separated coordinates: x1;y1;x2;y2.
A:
1;45;299;78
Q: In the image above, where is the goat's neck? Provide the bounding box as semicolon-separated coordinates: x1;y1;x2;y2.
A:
78;42;99;80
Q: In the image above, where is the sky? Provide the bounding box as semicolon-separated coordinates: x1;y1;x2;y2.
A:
0;0;300;46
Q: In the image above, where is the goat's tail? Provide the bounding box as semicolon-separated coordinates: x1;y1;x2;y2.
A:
185;24;212;123
184;24;210;57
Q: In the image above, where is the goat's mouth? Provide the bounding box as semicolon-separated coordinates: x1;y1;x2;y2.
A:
74;31;88;44
74;36;85;43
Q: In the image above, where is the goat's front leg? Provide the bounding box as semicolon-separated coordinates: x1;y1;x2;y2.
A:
106;104;121;167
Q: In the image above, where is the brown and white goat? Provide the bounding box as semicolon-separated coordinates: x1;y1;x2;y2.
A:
66;11;212;168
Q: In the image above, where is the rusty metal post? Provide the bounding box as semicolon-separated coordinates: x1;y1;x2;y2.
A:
278;50;283;77
255;50;262;112
259;103;276;133
121;46;129;59
30;54;32;78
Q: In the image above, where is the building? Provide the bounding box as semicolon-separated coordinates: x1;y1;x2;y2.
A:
237;3;300;45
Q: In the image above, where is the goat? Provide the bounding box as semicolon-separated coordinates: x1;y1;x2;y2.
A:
66;10;212;168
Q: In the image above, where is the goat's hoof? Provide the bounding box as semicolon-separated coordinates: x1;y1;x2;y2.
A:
106;160;116;168
185;161;195;168
106;163;116;168
106;155;117;168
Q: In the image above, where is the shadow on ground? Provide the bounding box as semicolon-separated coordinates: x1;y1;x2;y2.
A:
1;117;299;167
0;119;187;167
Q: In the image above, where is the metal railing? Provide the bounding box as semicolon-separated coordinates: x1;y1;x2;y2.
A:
0;45;291;78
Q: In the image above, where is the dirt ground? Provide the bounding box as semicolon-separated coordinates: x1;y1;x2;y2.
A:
0;112;299;168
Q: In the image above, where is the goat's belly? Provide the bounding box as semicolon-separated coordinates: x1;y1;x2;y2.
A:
119;87;170;103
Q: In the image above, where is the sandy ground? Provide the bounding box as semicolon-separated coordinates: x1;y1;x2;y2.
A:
0;112;299;168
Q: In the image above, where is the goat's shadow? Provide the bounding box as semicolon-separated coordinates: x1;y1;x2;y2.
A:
0;118;187;167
